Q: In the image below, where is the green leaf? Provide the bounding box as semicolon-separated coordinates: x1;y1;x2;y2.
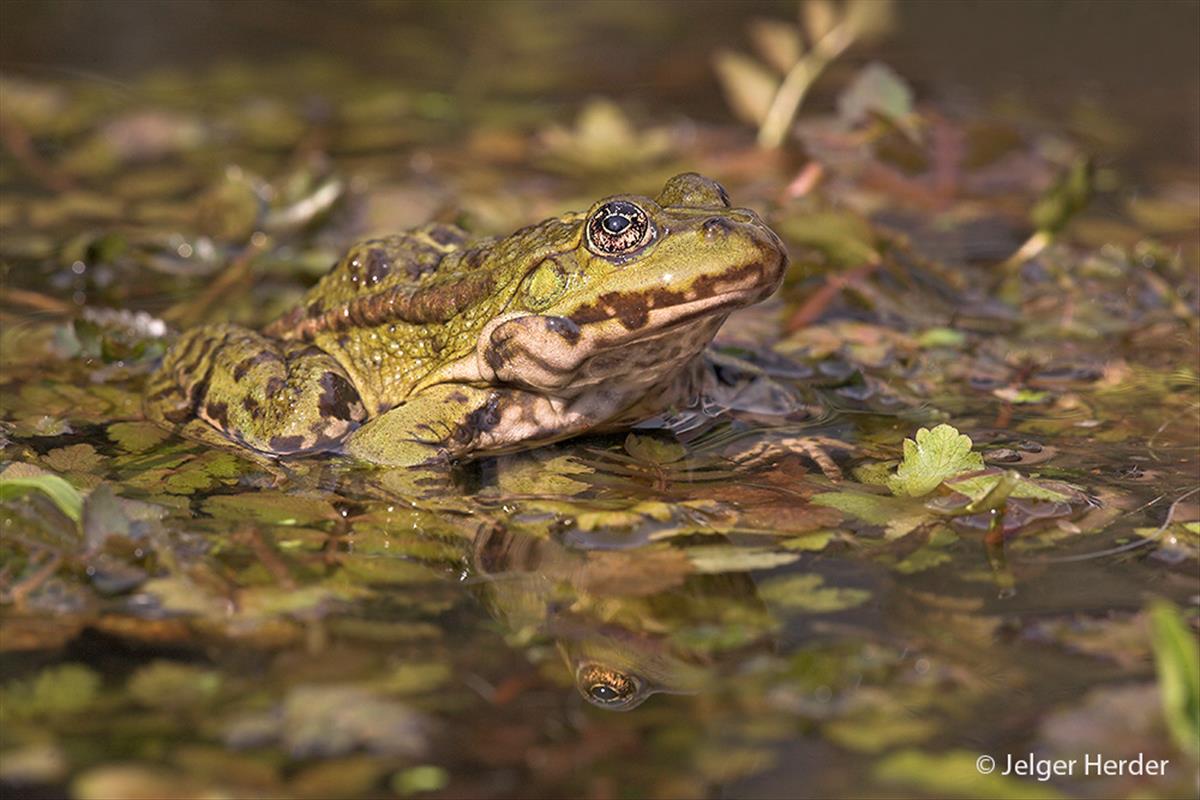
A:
1148;600;1200;759
107;421;170;452
944;472;1072;504
391;766;449;796
780;530;836;551
1031;156;1093;234
41;443;103;473
713;50;779;127
0;463;84;523
917;328;967;349
747;18;803;74
837;61;914;128
378;663;452;695
758;573;870;612
874;749;1066;799
887;424;984;498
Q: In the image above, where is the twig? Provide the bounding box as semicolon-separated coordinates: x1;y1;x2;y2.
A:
237;526;296;590
3;552;63;607
162;236;268;328
0;287;74;315
785;260;880;331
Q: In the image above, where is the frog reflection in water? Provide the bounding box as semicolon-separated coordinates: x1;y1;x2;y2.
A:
144;174;788;466
472;526;774;711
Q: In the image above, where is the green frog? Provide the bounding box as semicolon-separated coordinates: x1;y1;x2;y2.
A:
144;173;788;466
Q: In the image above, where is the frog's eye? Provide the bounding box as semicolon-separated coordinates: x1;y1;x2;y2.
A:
576;663;643;709
586;200;654;257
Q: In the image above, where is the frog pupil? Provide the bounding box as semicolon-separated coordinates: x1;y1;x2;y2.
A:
602;214;630;234
590;684;619;701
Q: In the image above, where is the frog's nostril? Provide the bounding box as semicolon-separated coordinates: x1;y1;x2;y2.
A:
703;217;733;237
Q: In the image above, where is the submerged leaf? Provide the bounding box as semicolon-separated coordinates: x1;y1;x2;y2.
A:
2;663;100;718
811;490;929;539
391;765;450;796
758;573;870;612
624;433;687;464
107;421;171;452
127;661;221;710
687;546;799;574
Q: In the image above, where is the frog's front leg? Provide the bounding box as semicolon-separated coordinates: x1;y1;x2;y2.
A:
345;385;605;467
145;323;367;455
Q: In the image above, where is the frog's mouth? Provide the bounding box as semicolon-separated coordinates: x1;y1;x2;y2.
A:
566;253;785;341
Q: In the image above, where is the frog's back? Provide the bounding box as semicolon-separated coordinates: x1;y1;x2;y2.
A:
261;223;511;408
264;223;479;339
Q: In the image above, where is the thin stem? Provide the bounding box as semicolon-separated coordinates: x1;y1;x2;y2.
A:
757;21;856;149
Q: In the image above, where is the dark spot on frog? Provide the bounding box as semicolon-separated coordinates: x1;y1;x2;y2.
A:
305;428;348;453
570;292;649;330
265;377;285;397
448;391;469;404
544;316;581;345
232;350;283;382
317;371;364;422
204;400;230;429
268;434;308;454
363;248;391;286
306;299;324;318
428;224;464;247
241;396;260;416
453;393;502;445
464;248;486;269
484;343;507;372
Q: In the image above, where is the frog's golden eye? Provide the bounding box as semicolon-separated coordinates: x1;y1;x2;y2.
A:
576;663;643;709
586;201;654;257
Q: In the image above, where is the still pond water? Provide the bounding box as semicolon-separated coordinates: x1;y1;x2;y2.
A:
1;2;1197;798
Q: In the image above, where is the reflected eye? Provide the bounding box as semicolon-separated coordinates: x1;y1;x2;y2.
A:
587;200;654;257
576;663;642;709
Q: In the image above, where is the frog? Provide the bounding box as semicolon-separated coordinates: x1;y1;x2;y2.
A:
144;173;788;467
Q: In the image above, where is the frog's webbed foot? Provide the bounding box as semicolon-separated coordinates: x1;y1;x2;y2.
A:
730;435;853;482
344;384;495;467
